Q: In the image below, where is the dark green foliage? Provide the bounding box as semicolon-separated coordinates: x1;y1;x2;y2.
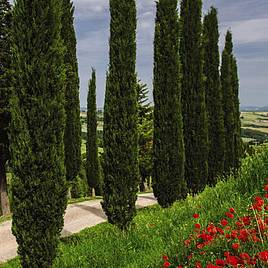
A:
153;0;186;208
180;0;208;194
231;57;242;170
102;0;139;230
137;82;153;192
0;0;11;216
203;7;225;185
62;0;81;182
87;69;102;195
221;31;242;173
71;160;89;198
221;47;234;172
9;0;67;266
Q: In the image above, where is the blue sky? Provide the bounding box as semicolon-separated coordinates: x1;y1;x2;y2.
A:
10;0;268;107
73;0;268;108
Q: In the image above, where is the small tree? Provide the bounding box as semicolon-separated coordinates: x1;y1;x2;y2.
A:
62;0;81;183
231;57;242;171
10;0;67;266
102;0;139;230
137;81;153;192
180;0;208;194
221;31;235;173
0;0;11;216
153;0;187;208
86;69;101;197
203;7;225;185
221;30;242;173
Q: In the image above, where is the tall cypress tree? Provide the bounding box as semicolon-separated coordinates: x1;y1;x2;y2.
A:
137;81;153;192
221;31;242;173
62;0;81;182
231;56;242;171
153;0;186;208
180;0;208;194
0;0;11;216
221;31;234;173
10;0;67;266
87;69;101;197
102;0;139;230
203;7;225;185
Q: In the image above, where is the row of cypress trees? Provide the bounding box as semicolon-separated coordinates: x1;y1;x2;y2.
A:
0;0;243;266
101;0;242;230
152;0;242;208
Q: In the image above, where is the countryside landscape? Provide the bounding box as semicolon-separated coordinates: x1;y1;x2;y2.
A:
0;0;268;267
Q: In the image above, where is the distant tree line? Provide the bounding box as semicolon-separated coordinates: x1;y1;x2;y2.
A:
0;0;242;266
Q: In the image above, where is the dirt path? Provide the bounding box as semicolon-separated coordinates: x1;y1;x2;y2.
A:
0;193;156;264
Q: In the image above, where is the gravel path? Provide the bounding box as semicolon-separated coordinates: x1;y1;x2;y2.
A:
0;193;156;264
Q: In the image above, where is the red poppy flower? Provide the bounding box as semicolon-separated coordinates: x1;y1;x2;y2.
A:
226;212;234;219
240;216;251;226
215;259;225;266
224;251;231;257
221;219;228;226
162;256;169;261
194;223;201;229
193;213;200;219
264;184;268;191
229;207;235;213
239;252;251;261
225;255;240;266
232;243;240;250
184;239;191;247
195;261;202;268
258;250;268;263
163;261;171;267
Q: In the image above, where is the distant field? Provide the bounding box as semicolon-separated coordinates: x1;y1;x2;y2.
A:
241;111;268;143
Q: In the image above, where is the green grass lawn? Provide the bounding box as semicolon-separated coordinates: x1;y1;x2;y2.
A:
2;147;268;268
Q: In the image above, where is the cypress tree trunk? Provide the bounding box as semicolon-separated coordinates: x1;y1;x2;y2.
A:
62;0;81;182
221;31;236;173
102;0;139;230
153;0;186;208
87;69;101;197
10;0;67;266
0;0;11;216
203;7;225;185
180;0;208;195
0;161;10;215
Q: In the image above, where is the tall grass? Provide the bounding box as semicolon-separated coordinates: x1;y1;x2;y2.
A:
2;147;268;268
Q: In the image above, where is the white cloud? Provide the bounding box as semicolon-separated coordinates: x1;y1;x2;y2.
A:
220;18;268;45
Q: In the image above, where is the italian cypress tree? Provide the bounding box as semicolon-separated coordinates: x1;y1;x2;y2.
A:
102;0;139;230
153;0;186;208
9;0;67;266
231;57;242;171
221;31;242;173
62;0;81;182
86;69;101;197
203;7;225;185
221;31;235;173
180;0;208;194
0;0;11;216
137;81;153;192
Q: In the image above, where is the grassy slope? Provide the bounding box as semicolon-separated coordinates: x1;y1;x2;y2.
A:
2;148;268;268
